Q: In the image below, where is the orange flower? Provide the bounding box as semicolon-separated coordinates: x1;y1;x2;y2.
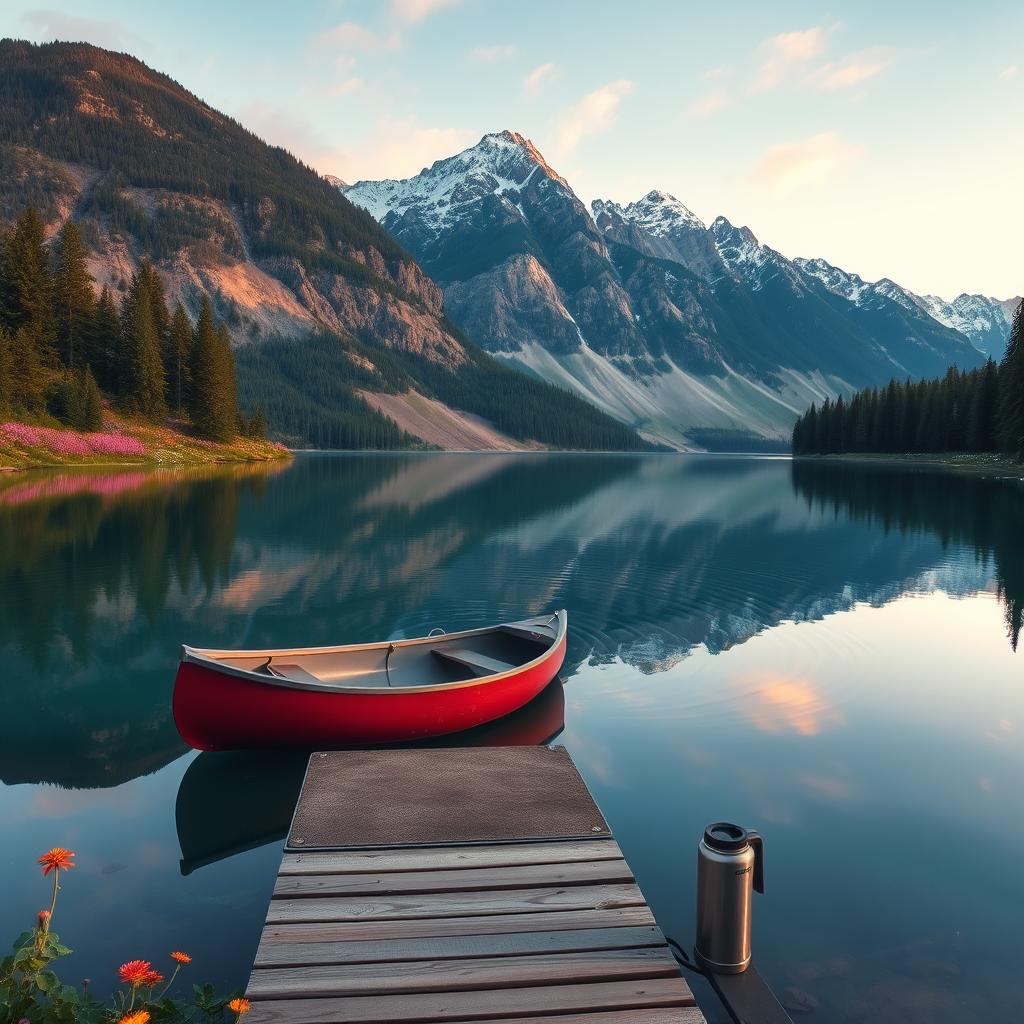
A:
118;960;153;985
118;1012;151;1024
170;951;192;964
141;969;164;988
228;997;251;1015
38;848;75;875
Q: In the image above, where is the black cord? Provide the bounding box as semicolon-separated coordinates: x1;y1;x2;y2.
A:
384;643;396;686
665;935;710;977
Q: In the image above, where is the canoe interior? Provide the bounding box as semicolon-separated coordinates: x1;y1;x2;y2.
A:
210;617;558;691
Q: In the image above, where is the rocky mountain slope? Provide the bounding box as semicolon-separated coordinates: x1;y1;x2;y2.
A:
346;131;998;448
0;43;644;451
909;293;1020;360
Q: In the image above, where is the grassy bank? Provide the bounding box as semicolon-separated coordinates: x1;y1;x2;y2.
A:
0;410;291;471
795;451;1024;477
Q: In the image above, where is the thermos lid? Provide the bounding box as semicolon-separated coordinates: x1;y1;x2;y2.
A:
704;821;750;852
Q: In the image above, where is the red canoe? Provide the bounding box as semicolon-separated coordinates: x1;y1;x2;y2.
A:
173;611;568;751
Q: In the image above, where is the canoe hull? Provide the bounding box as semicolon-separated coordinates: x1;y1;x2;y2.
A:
173;631;566;751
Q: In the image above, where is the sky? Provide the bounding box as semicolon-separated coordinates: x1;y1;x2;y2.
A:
3;0;1022;298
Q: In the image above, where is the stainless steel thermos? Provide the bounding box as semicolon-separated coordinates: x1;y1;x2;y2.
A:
695;821;765;974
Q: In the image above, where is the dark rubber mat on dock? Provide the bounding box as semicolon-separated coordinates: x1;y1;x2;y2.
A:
287;746;609;849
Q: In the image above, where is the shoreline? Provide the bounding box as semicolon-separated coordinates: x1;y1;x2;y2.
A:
0;414;291;473
793;452;1024;478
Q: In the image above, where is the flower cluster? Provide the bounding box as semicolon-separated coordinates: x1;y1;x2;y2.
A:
1;423;147;457
1;846;244;1022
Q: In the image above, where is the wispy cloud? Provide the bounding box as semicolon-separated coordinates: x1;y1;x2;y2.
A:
313;21;400;53
811;48;892;92
752;26;828;92
21;9;145;50
328;77;364;97
753;131;863;192
392;0;461;23
523;62;557;97
340;118;474;180
553;79;634;156
999;65;1019;82
686;89;731;119
468;43;517;63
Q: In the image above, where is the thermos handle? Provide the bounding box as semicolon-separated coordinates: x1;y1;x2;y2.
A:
747;829;765;894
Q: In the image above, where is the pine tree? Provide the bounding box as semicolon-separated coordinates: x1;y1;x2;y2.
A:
52;220;95;367
88;285;121;393
74;365;104;431
190;296;237;442
248;405;267;440
167;303;192;416
996;304;1024;458
119;267;167;421
1;207;56;377
0;327;11;416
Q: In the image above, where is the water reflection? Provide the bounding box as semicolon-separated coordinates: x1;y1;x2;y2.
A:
1;453;1023;1020
1;454;1020;791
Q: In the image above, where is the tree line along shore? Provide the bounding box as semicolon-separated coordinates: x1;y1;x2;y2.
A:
792;303;1024;461
0;205;284;468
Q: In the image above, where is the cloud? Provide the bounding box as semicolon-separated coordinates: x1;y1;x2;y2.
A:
337;118;475;182
469;43;518;63
313;21;400;53
999;65;1019;81
392;0;461;22
752;26;828;92
21;9;145;50
328;77;364;97
524;62;557;97
734;673;846;737
686;88;731;119
753;131;863;192
812;48;892;91
553;79;634;156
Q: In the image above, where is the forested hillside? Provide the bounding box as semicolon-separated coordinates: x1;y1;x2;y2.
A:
0;40;647;451
792;304;1024;458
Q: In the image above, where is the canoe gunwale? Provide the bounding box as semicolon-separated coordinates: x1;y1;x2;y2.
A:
179;611;567;697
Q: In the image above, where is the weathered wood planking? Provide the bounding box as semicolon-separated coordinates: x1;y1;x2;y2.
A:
244;750;705;1024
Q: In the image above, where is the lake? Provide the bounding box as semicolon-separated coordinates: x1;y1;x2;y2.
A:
1;452;1022;1023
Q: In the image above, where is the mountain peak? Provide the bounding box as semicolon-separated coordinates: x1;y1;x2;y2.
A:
711;216;758;247
591;190;705;238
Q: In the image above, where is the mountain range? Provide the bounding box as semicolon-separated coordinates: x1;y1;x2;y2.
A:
346;131;1019;448
0;41;643;452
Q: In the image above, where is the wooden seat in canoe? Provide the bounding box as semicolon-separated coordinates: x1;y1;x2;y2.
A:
432;647;515;677
265;663;323;685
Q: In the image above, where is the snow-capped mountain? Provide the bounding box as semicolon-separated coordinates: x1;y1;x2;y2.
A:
344;131;990;448
911;293;1021;360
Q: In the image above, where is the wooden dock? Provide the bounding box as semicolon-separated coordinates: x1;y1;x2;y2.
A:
243;746;706;1024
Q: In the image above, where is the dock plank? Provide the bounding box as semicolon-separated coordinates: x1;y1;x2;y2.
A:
261;905;657;943
244;977;696;1023
278;840;625;875
254;924;666;967
247;946;680;999
272;859;634;897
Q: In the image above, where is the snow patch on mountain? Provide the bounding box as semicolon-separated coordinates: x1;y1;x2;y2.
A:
592;190;705;236
912;293;1021;359
344;130;564;237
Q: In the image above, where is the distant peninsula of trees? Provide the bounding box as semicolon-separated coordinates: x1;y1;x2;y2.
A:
793;303;1024;459
0;206;263;443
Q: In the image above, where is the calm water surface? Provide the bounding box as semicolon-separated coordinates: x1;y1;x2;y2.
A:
1;453;1022;1023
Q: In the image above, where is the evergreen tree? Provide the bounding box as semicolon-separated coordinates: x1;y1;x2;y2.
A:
52;220;95;366
9;325;45;412
996;304;1024;457
167;302;192;415
1;207;56;377
71;365;104;431
119;267;167;420
247;405;267;440
190;296;237;442
0;327;11;416
88;285;121;393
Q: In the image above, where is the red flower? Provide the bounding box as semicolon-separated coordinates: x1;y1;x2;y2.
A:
38;848;75;875
118;960;153;986
141;970;164;988
170;951;192;964
37;910;51;927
